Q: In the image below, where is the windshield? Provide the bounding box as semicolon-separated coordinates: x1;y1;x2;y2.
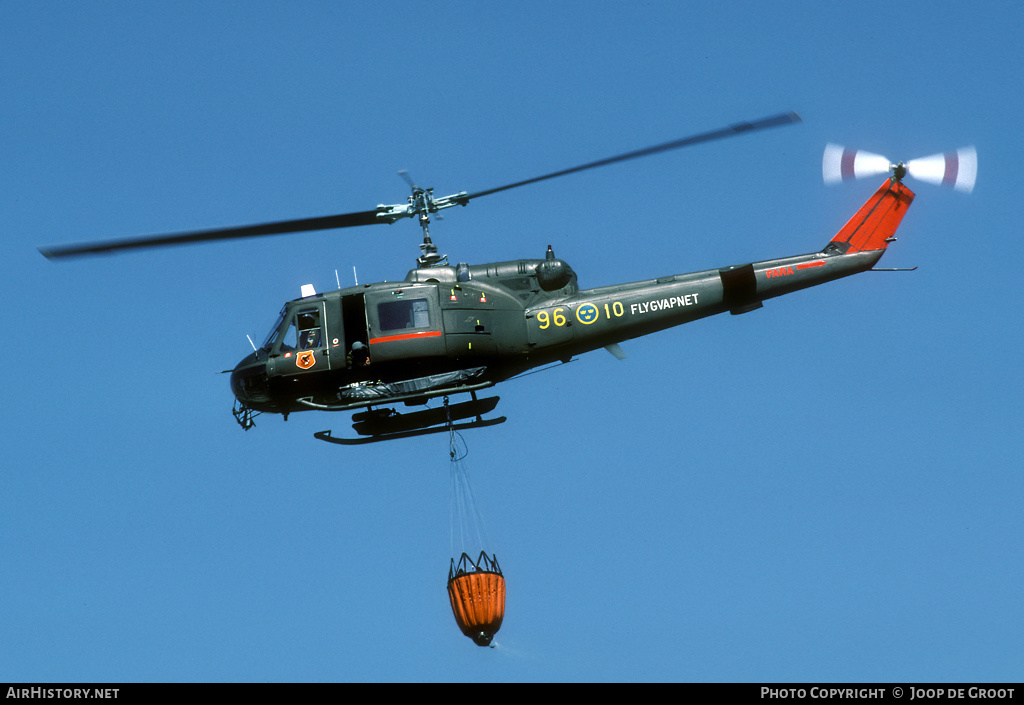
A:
260;308;287;350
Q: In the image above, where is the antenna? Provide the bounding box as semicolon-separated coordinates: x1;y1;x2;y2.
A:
246;335;257;352
353;266;359;286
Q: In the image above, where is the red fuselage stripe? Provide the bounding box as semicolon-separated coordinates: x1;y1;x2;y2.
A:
369;330;442;345
796;261;826;269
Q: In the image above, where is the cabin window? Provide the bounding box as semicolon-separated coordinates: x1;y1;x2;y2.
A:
378;298;430;331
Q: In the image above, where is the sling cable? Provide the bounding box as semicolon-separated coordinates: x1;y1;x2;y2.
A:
444;396;505;647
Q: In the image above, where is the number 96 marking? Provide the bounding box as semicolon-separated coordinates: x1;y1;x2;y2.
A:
537;308;567;329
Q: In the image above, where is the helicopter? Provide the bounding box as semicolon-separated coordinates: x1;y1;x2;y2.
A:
39;112;975;444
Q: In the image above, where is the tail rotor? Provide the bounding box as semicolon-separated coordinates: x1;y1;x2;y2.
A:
823;143;977;193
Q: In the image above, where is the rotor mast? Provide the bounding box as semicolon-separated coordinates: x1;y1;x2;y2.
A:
374;175;469;267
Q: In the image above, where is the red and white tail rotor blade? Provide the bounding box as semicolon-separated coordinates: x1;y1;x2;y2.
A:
906;146;977;193
823;143;978;193
823;143;892;184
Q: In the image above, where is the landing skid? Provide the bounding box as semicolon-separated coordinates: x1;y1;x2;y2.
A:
314;395;505;446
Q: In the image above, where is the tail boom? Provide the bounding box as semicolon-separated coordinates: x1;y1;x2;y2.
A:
521;178;918;363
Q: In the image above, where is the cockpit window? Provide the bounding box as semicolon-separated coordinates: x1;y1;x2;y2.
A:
281;307;323;351
264;306;324;352
295;308;323;350
378;298;430;331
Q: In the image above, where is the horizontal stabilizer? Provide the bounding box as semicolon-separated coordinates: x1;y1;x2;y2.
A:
604;343;627;360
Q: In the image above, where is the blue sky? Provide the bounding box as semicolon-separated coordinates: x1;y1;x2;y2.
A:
3;1;1022;682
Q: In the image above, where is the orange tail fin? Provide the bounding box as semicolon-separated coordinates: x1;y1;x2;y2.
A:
826;179;915;254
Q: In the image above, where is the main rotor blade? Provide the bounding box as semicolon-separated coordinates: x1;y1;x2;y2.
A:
41;111;800;259
464;111;802;201
39;209;382;259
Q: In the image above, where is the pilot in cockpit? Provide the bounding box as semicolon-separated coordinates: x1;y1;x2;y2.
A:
297;312;322;350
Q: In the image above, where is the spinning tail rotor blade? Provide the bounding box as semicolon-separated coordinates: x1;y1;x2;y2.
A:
906;146;977;193
823;143;978;193
822;144;892;184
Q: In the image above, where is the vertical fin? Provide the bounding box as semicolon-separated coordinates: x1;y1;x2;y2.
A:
825;179;915;254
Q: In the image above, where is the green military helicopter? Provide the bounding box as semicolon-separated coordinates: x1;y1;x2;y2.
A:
39;113;974;444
